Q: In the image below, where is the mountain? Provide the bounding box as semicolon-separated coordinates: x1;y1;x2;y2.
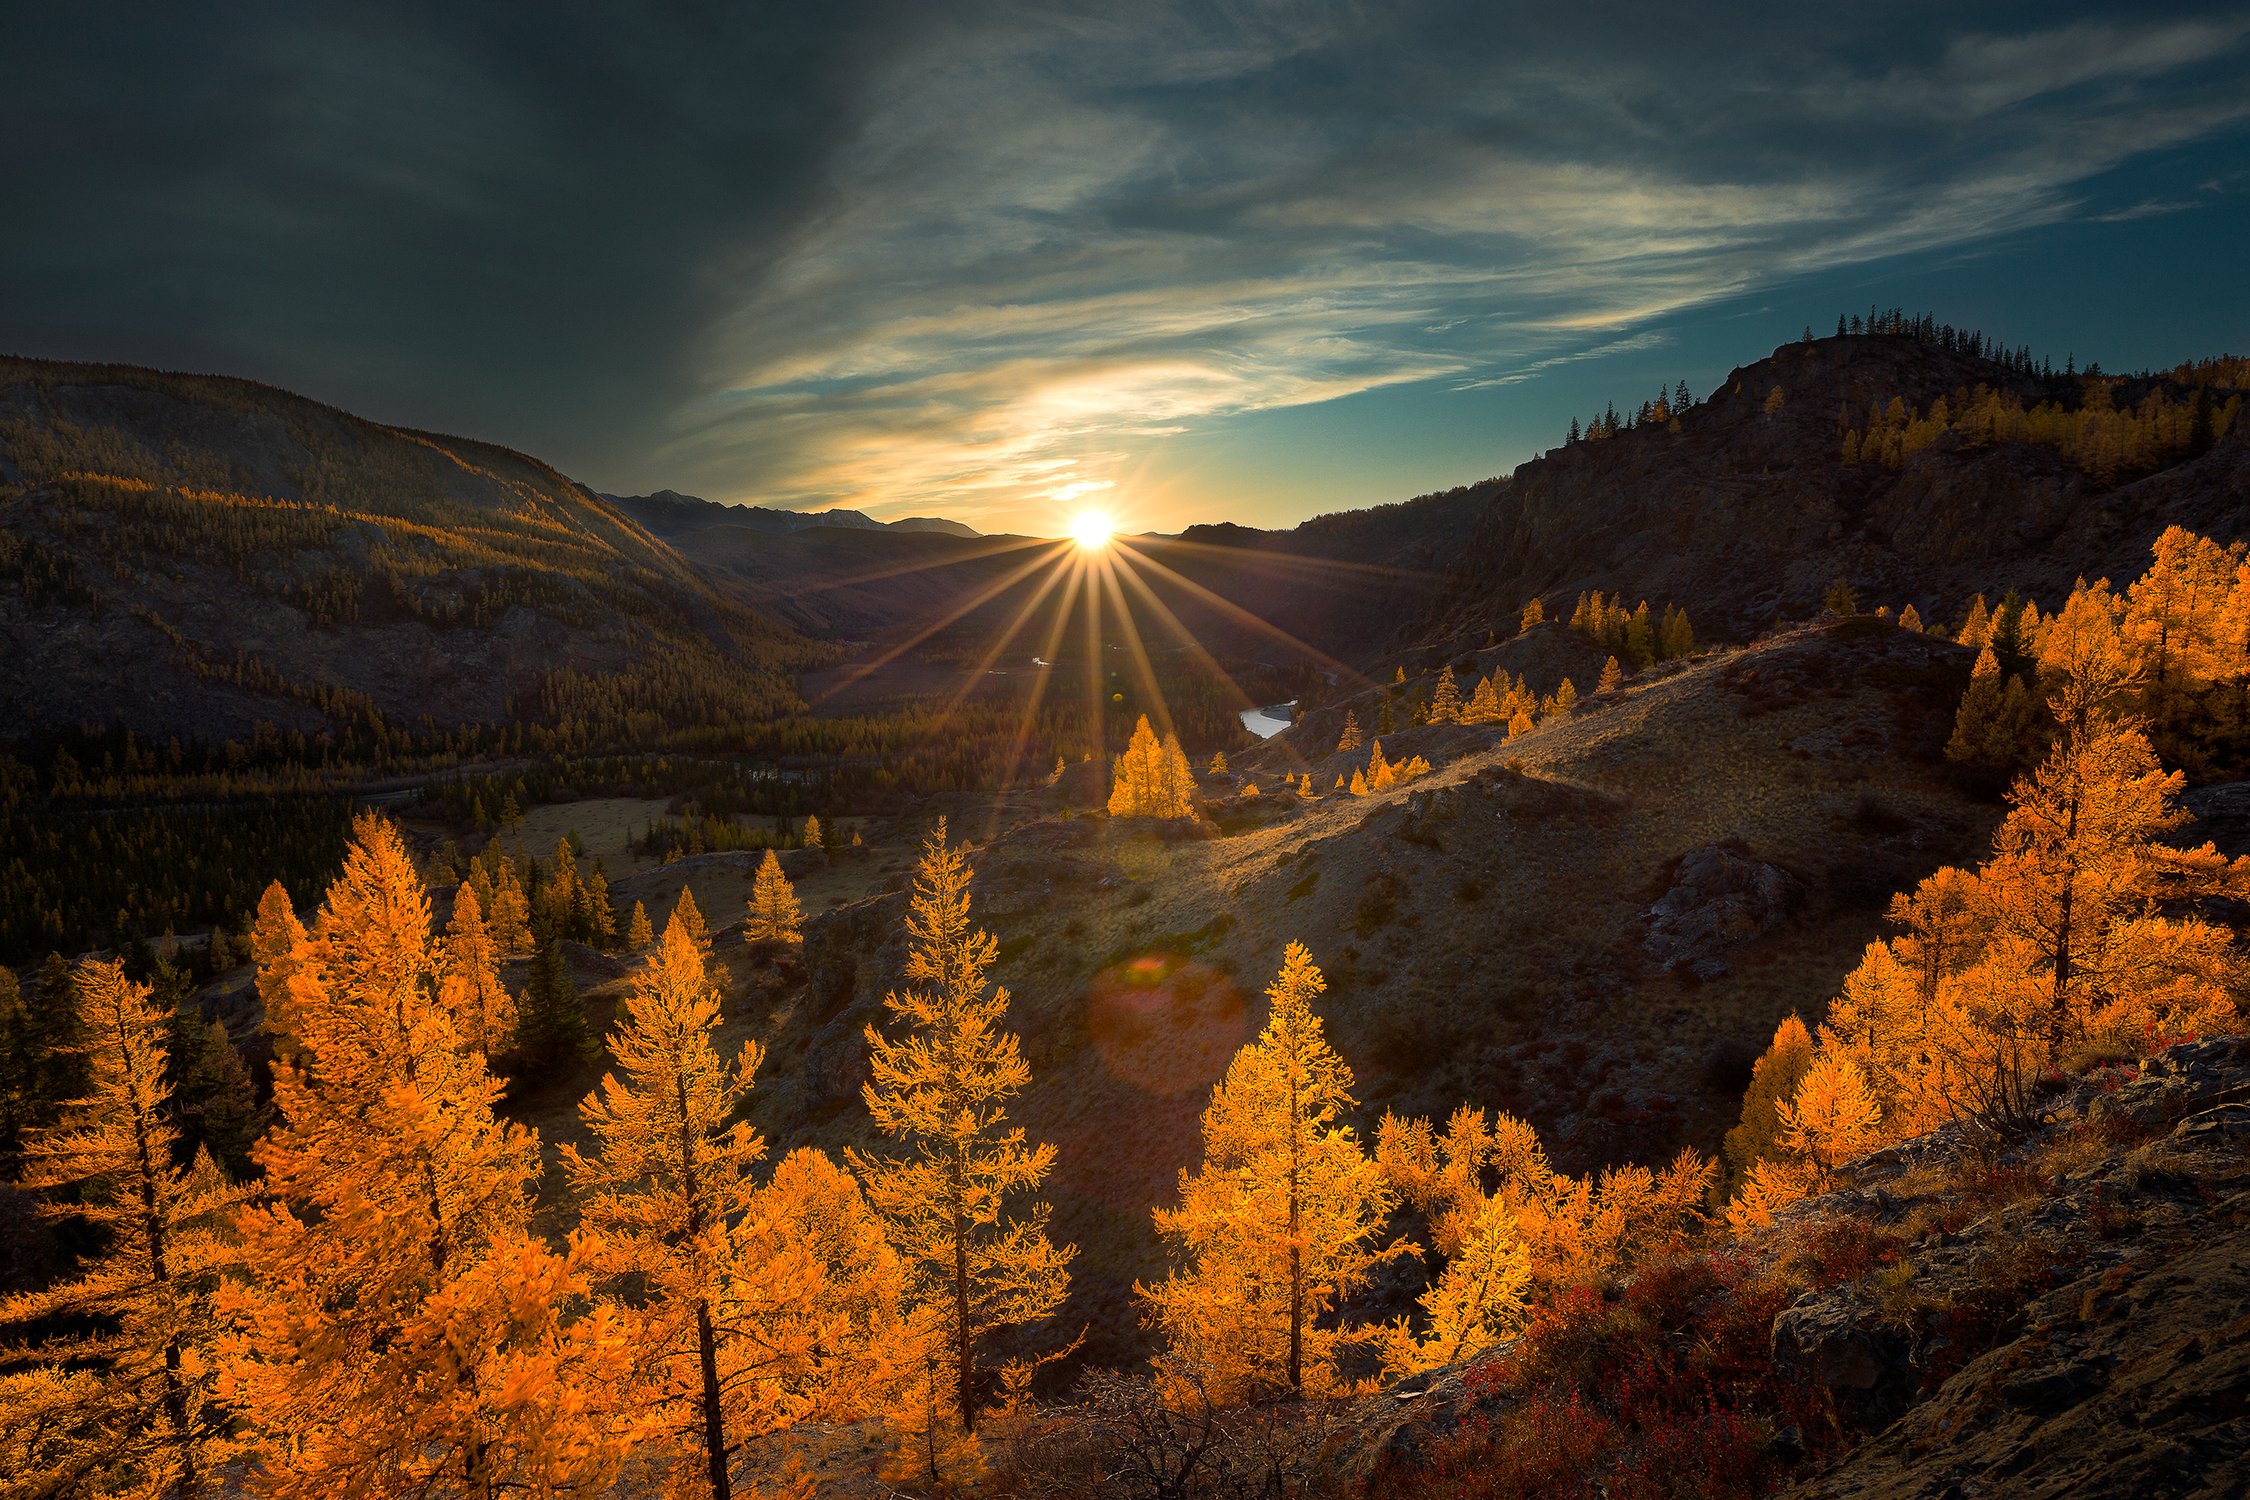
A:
604;488;980;539
1418;332;2250;647
1130;485;1492;664
647;520;1043;641
626;482;1477;664
0;358;810;744
888;515;980;537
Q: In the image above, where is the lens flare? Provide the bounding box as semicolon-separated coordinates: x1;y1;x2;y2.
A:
1069;511;1115;550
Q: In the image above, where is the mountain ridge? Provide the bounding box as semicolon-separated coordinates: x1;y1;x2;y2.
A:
0;355;813;745
1414;331;2250;651
603;487;980;539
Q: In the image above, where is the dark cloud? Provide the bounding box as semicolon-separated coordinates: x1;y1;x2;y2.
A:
5;1;2247;529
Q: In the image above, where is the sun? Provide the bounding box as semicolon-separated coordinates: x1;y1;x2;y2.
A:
1069;510;1115;551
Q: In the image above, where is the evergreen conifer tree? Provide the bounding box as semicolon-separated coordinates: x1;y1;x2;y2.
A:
1658;605;1694;660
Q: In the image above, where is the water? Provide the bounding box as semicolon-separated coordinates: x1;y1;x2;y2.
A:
1239;701;1295;739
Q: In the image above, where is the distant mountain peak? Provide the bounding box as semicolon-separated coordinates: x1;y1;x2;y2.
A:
603;490;977;538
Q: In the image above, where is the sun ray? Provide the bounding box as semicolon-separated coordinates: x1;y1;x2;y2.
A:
1093;552;1176;741
807;539;1072;707
1110;537;1378;693
933;551;1074;730
984;563;1085;842
1133;532;1444;585
1080;548;1107;767
1107;548;1313;775
762;532;1057;602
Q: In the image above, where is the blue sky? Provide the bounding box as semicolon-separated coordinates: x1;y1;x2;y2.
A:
5;2;2247;533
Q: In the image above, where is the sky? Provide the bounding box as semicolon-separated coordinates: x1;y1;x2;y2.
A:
5;2;2249;535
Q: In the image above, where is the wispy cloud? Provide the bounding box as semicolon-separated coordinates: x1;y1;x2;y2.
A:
6;3;2245;530
665;5;2250;529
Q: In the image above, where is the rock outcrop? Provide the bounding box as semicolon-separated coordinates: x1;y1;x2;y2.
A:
1643;844;1798;979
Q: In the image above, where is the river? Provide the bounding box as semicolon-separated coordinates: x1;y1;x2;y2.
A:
1239;701;1296;739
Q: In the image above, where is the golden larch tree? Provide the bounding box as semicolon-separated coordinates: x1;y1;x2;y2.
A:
2036;581;2142;742
1366;740;1392;792
802;815;823;851
1428;666;1463;724
1142;943;1394;1402
0;959;240;1498
1721;1014;1815;1181
567;913;905;1498
1778;1052;1884;1173
437;883;515;1057
1336;712;1362;753
1463;675;1502;724
1159;732;1197;816
1108;715;1196;819
850;820;1071;1444
1598;656;1623;693
218;814;632;1499
1376;1105;1710;1304
486;855;534;952
674;887;711;952
249;879;306;1033
567;911;763;1500
1380;1194;1531;1379
1983;720;2239;1046
745;849;805;947
626;900;655;953
1957;594;1992;648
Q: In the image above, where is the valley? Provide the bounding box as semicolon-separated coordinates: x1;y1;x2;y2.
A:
5;322;2249;1497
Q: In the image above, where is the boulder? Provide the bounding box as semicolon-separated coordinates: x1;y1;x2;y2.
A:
1644;844;1798;978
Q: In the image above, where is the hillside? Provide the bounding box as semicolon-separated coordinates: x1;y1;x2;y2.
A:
644;519;1048;641
1136;484;1493;663
1325;1033;2250;1499
0;358;811;745
1420;332;2250;647
652;616;2001;1371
